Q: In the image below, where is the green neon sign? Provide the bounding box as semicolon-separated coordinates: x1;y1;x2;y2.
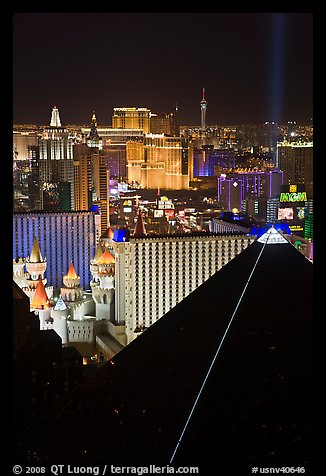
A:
280;192;307;202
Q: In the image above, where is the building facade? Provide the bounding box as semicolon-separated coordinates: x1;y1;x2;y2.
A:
276;141;313;198
126;133;189;189
112;107;151;134
13;211;98;289
150;112;179;136
38;107;74;210
217;169;284;212
112;233;255;344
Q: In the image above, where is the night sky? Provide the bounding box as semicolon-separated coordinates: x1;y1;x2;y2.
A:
13;12;313;126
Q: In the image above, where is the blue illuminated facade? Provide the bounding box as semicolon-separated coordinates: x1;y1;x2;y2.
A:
113;228;129;242
13;211;97;289
193;148;235;177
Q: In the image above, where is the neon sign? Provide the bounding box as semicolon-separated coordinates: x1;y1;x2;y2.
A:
280;192;307;202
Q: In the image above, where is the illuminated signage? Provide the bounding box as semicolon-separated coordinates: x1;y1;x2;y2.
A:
158;197;174;210
278;208;294;220
154;209;164;218
164;209;175;220
289;225;304;232
280;192;307;203
297;207;308;220
118;183;129;192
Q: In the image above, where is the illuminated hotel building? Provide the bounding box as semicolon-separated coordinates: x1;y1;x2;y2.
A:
79;114;115;233
73;143;108;237
276;141;313;198
81;127;144;145
81;113;144;182
126;133;189;189
73;143;96;211
112;231;255;344
13;211;98;289
150;111;179;136
13;127;39;161
266;197;280;222
86;112;103;149
38;107;74;210
217;169;283;212
193;146;236;176
112;108;151;134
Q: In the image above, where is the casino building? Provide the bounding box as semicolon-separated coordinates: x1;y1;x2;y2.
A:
110;214;255;344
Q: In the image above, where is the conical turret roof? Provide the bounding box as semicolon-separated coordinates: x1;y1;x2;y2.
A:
30;279;52;310
93;242;104;262
97;250;115;264
29;237;43;263
101;226;115;240
66;262;78;279
133;210;146;236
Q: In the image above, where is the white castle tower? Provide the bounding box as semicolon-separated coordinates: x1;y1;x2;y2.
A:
51;296;69;345
90;249;115;321
90;242;104;285
23;236;53;303
13;257;27;288
60;262;93;320
30;278;54;330
99;226;115;251
61;262;83;302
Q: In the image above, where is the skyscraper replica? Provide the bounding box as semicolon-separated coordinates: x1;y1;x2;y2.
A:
86;112;103;149
38;106;74;210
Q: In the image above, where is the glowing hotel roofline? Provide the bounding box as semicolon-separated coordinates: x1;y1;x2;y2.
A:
277;140;313;147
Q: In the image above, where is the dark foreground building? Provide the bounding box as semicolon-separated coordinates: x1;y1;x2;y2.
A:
13;228;313;474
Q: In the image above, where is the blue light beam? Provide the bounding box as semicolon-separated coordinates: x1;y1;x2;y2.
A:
269;13;286;123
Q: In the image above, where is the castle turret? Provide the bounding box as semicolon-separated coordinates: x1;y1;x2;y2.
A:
30;279;54;330
13;257;27;288
24;236;53;302
133;210;146;237
51;296;69;345
99;226;115;252
91;249;115;321
60;262;89;320
90;242;104;284
61;262;83;302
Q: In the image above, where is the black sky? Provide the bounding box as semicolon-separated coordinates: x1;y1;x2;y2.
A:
13;12;313;126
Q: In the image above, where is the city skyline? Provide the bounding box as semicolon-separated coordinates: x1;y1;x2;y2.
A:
13;12;313;125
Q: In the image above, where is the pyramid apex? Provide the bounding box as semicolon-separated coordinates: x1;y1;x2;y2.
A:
257;226;289;245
